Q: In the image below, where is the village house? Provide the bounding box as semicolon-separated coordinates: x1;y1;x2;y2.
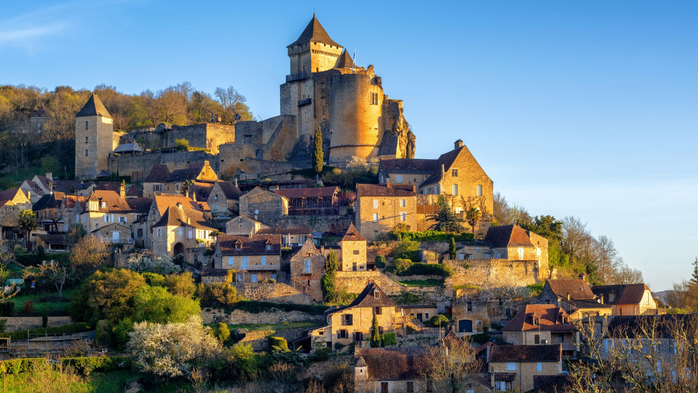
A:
338;223;367;272
502;304;578;358
78;190;141;233
225;215;269;235
0;188;32;248
167;161;218;194
275;186;340;216
19;173;54;203
256;227;311;247
142;165;170;198
537;276;612;319
152;202;216;263
355;183;417;240
145;193;210;248
591;284;657;316
488;344;563;392
33;192;68;232
91;223;134;251
213;234;282;283
289;239;325;301
238;187;288;225
309;283;406;352
207;180;243;215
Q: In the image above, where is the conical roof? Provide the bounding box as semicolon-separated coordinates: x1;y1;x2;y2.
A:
335;49;355;68
76;94;111;118
288;15;341;48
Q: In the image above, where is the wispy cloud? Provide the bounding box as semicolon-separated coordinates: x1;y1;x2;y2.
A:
0;24;66;46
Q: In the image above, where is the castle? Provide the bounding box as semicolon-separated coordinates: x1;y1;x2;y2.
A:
75;15;416;181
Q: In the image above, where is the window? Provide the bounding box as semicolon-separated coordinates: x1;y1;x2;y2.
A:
266;244;271;251
407;382;414;393
137;229;143;237
537;363;543;372
373;213;379;222
379;327;384;334
250;274;258;283
397;175;402;183
452;184;458;196
118;217;126;223
178;228;183;237
85;121;88;130
477;184;483;196
425;313;429;319
381;382;388;393
338;329;348;339
188;228;193;239
237;273;243;282
157;228;162;237
401;199;406;207
154;184;162;192
241;257;248;270
533;317;540;326
85;149;89;157
370;93;378;105
374;289;380;299
342;314;353;326
401;212;406;222
352;262;357;271
304;259;311;274
375;307;382;315
323;105;326;114
373;200;378;209
451;168;458;177
507;363;516;371
227;256;234;266
535;334;540;344
261;256;267;265
102;202;107;208
353;250;359;255
85;136;89;143
558;335;564;342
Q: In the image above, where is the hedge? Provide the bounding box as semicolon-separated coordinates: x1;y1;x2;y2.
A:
269;336;289;352
382;332;397;346
0;356;132;375
397;263;454;278
15;252;70;266
224;301;329;316
0;322;92;340
399;231;474;242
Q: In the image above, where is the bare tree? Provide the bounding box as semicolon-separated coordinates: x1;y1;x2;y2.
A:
416;334;482;393
69;235;109;278
40;262;76;297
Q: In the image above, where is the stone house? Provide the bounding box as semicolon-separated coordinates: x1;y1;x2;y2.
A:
308;283;406;352
19;173;55;203
0;188;32;247
225;215;269;235
402;305;438;325
78;190;141;234
275;186;340;216
33;192;68;233
488;344;563;392
207;180;243;215
145;194;210;247
538;277;612;320
452;297;492;334
355;183;417;240
90;223;133;251
591;284;657;316
142;165;170;198
238;187;288;225
165;161;218;194
201;269;228;285
289;239;325;301
483;225;549;282
152;202;216;264
256;227;311;247
338;223;367;272
502;304;578;358
214;234;282;283
378;158;440;188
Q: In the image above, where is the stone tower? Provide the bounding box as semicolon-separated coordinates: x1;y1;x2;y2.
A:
75;94;114;180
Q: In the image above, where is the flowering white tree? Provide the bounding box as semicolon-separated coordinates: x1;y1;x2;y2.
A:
127;315;222;379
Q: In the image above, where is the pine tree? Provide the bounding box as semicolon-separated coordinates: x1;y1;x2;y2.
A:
691;257;698;287
370;312;381;348
321;251;339;303
312;126;324;174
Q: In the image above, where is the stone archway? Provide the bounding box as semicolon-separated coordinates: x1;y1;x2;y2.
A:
173;242;185;256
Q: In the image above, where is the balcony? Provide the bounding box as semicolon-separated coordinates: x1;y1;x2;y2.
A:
101;238;134;245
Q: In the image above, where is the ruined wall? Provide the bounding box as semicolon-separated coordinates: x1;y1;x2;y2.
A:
122;123;236;154
447;259;540;287
202;308;323;325
275;215;353;235
108;150;217;182
229;283;312;304
4;316;73;332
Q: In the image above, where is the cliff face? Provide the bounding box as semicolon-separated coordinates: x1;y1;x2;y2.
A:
380;99;416;159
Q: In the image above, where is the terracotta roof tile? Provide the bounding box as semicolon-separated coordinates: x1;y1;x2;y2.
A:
347;282;397;308
257;227;311;235
485;225;534;248
340;223;365;242
218;234;282;255
591;284;651;305
216;181;243;200
502;304;575;332
356;183;416;197
355;347;426;380
545;279;595;300
144;165;170;183
489;344;562;363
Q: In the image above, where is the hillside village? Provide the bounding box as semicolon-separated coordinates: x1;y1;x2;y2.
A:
0;15;694;393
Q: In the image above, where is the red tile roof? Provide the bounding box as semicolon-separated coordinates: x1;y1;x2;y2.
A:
144;165;171;183
340;223;365;242
356;183;416;197
489;344;562;363
485;225;534;248
545;279;595;300
502;304;575;332
218;234;282;255
591;284;652;306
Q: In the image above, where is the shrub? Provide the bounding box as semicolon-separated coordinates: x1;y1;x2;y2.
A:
214;322;230;343
429;314;449;327
393;259;413;274
61;356;132;376
95;319;113;347
0;358;46;374
397;263;454;278
375;255;386;268
113;318;134;350
0;301;14;317
310;347;331;362
0;319;6;333
399;231;474;242
22;300;34;313
392;240;421;262
269;336;289;352
382;332;397;346
175;138;190;150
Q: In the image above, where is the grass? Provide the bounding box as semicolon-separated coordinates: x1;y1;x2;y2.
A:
6;288;75;316
398;279;443;287
225;321;320;332
453;284;481;291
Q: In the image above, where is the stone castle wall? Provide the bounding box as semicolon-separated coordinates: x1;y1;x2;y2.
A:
108;150;217;182
122;123;236;154
230;282;312;304
446;259;540;287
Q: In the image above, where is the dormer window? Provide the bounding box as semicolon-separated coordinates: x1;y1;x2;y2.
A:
101;202;106;208
266;244;271;251
533;317;540;326
374;289;380;299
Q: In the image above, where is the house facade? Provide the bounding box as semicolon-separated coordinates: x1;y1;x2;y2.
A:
502;304;579;358
289;239;325;301
238;187;288;225
489;344;563;392
214;234;282;283
338;223;367;272
355;183;417;240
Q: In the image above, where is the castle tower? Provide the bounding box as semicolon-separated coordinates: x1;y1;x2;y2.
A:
281;15;343;142
75;94;113;180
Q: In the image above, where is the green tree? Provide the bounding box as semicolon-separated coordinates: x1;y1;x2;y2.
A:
17;209;37;250
427;204;466;233
466;207;482;236
321;251;340;303
70;269;147;326
175;138;189;150
162;271;196;297
370;312;381;348
691;257;698;287
312;126;323;174
449;236;456;260
132;285;201;324
429;314;449;328
214;322;231;343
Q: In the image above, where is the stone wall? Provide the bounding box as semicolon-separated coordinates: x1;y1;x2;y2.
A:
230;283;312;304
108;150;217;182
276;215;353;236
202;308;324;325
121;123;236;154
236;328;310;351
3;316;73;332
446;259;540;287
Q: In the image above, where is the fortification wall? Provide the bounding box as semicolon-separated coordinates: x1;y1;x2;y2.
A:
202;308;323;325
108;150;217;181
230;283;312;304
446;259;540;287
122;123;235;153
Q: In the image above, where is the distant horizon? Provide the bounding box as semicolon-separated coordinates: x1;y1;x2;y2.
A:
2;1;697;291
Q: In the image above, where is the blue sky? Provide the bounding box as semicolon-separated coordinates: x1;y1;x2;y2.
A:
2;1;697;290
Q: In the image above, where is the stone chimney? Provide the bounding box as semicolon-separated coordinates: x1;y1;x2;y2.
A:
578;273;585;282
45;172;53;180
234;178;238;187
176;202;183;209
454;140;463;149
120;180;126;199
192;192;197;202
567;293;571;301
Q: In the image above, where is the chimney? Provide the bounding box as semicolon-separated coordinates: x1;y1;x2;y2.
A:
176;202;183;209
192;192;197;202
454;140;463;149
120;180;126;199
46;172;53;180
567;293;571;301
27;191;31;200
578;273;585;281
